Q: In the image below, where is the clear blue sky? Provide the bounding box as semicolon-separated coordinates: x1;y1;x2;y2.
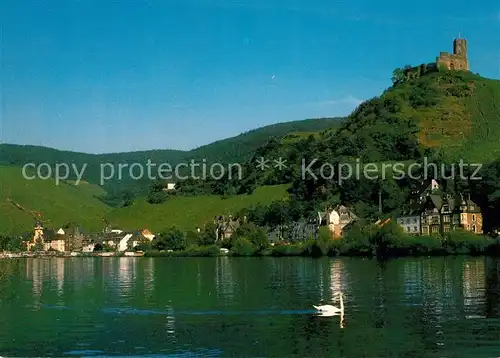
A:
1;0;499;154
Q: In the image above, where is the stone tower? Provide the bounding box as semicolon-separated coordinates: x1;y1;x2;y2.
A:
453;38;467;57
436;37;469;71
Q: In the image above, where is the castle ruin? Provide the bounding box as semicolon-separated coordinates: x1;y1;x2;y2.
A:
436;37;469;71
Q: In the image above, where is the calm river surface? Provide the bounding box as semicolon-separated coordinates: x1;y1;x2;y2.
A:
1;256;500;357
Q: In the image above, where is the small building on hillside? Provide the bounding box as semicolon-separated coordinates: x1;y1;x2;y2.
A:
397;179;483;236
436;37;469;71
318;205;358;239
289;220;318;242
82;243;95;252
140;229;155;241
162;183;176;191
397;212;421;235
56;223;87;251
118;233;134;252
26;221;45;251
48;239;66;252
214;215;241;241
125;229;155;250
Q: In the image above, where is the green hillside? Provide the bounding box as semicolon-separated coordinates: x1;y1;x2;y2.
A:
0;164;290;235
174;70;500;226
0;166;110;235
2;70;499;235
186;118;342;162
384;71;500;162
0;118;340;235
106;184;290;233
255;71;500;183
0;117;341;198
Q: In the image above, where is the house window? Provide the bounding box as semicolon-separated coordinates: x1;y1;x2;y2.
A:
413;218;417;224
444;227;450;232
472;225;476;232
432;226;439;233
472;215;476;221
443;215;450;223
413;226;417;232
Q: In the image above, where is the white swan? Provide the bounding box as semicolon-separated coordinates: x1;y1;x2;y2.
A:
313;292;344;316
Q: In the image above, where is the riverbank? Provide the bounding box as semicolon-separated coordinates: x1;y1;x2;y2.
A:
143;236;500;258
2;232;499;259
0;251;145;259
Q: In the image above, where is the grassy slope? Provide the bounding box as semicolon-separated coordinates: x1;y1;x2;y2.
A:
229;71;500;198
388;72;500;162
65;180;107;197
0;166;110;235
0;118;339;235
460;77;500;161
0;118;342;183
107;184;290;233
0;163;289;235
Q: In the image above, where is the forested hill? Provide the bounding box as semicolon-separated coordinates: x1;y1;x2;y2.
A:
185;118;342;163
174;70;500;230
0;117;342;200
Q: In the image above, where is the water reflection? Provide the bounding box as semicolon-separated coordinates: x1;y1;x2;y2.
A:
215;257;234;301
375;263;387;328
26;259;46;309
143;258;154;298
83;257;95;285
403;259;422;300
54;258;65;300
327;260;347;328
329;259;345;295
118;257;136;298
463;259;485;315
165;305;176;343
5;257;500;357
485;257;500;318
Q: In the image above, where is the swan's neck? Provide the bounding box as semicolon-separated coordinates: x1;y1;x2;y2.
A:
340;294;344;311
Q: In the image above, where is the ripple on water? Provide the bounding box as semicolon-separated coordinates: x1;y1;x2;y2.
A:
62;348;223;357
63;349;105;356
5;256;500;357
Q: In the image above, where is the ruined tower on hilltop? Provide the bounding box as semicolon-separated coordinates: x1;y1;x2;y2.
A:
436;37;469;71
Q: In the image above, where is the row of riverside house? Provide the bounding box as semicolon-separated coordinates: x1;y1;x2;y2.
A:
213;179;483;244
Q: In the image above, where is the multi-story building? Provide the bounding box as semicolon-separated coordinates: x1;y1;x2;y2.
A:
397;180;483;236
318;205;358;239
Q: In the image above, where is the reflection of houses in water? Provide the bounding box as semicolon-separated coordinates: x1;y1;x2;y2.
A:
103;257;114;281
403;260;423;300
53;258;65;296
421;260;462;322
463;259;485;310
215;257;234;300
318;260;346;303
318;263;325;302
26;259;48;309
82;258;95;291
326;259;347;328
329;260;345;302
118;257;136;296
143;258;155;297
422;262;446;320
165;305;176;344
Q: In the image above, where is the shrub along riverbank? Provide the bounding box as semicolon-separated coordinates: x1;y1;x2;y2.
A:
142;221;500;258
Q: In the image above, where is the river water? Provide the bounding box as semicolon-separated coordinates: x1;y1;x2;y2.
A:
0;256;499;357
